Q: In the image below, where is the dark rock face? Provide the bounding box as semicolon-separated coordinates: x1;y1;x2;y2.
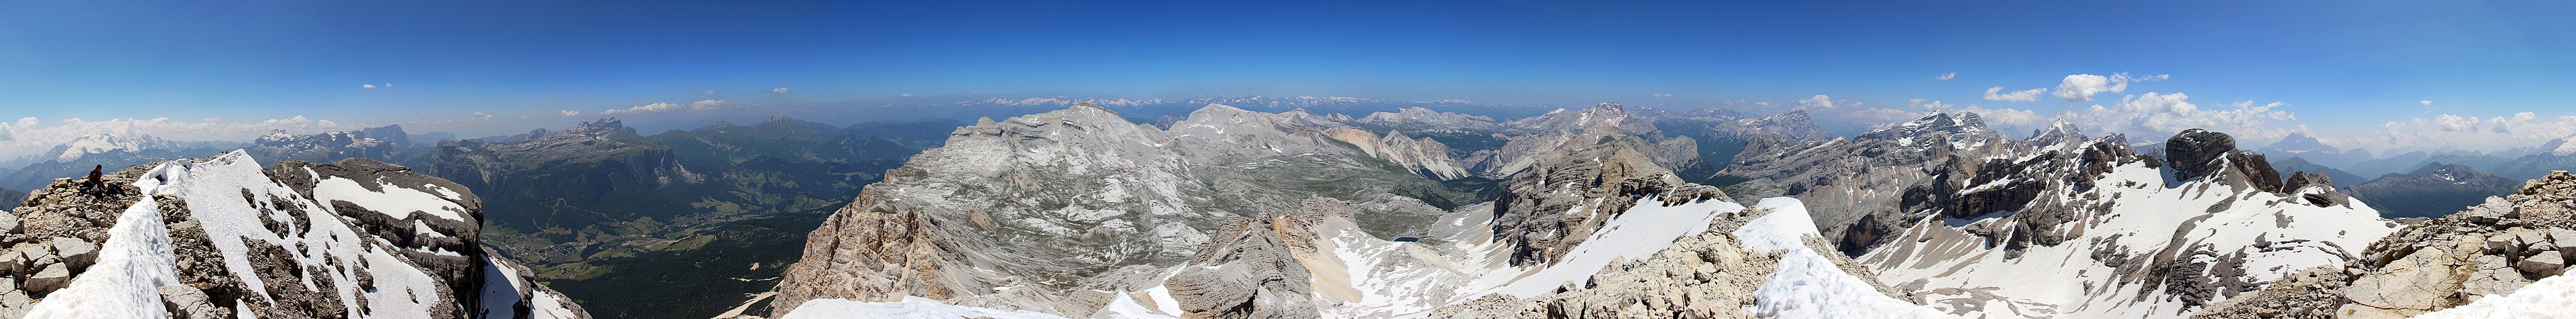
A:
2165;129;2238;182
2164;129;2284;192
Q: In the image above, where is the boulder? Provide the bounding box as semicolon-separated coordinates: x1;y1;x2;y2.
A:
48;237;95;272
2517;251;2565;276
2165;129;2237;182
157;285;231;319
2341;241;2475;310
21;263;68;294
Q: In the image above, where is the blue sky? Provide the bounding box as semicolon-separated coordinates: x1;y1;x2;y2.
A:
2;1;2572;155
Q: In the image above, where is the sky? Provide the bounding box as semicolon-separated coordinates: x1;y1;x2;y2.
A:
2;0;2573;159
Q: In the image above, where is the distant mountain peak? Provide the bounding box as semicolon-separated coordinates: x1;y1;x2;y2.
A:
51;133;173;162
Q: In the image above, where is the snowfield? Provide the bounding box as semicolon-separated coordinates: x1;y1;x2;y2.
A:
1738;198;1959;319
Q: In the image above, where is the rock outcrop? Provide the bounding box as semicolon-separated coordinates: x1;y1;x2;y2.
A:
2199;171;2576;318
1488;130;1731;267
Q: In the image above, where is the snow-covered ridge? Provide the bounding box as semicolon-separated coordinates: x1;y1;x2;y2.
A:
50;133;174;162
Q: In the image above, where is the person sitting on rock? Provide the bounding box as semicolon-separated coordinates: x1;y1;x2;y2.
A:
78;164;107;197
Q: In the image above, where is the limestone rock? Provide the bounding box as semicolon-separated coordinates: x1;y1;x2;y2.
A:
21;264;67;294
157;285;231;319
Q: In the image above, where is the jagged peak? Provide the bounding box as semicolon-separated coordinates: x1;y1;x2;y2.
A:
1585;101;1624;112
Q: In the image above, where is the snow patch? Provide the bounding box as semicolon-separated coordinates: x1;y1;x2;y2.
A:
2414;274;2576;319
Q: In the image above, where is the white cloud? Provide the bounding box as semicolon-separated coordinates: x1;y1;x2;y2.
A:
560;110;581;116
769;87;790;94
2059;92;2298;142
2049;72;2166;102
1652;93;1675;98
1797;95;1836;109
2367;112;2576;152
1982;86;2046;102
2421;100;2434;106
697;90;716;96
689;99;731;110
0;116;356;160
900;93;914;97
362;84;378;89
1936;72;1957;81
603;103;683;115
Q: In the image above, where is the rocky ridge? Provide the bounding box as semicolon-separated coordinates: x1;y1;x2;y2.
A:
2198;171;2576;318
0;151;584;318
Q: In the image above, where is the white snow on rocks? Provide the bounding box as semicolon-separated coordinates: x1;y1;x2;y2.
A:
781;297;1066;319
1738;198;1958;319
21;181;181;318
309;173;469;220
2413;274;2576;319
122;150;446;318
1860;160;2400;318
1476;196;1743;298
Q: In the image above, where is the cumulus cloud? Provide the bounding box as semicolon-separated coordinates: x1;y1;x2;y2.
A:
361;84;378;89
603;103;683;115
1983;86;2046;102
2420;100;2434;106
769;87;790;94
1936;72;1956;81
2367;112;2576;152
689;99;731;110
1797;95;1837;109
2058;92;2298;141
2050;73;2165;102
1652;93;1675;99
697;90;716;96
560;110;581;116
0;116;356;160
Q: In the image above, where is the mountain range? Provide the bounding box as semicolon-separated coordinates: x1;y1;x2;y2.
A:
6;101;2574;318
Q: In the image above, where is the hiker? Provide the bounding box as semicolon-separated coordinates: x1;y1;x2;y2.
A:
78;164;107;197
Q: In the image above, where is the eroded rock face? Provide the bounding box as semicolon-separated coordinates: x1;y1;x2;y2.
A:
1489;130;1729;267
1165;217;1318;319
2197;171;2576;318
2164;129;2284;192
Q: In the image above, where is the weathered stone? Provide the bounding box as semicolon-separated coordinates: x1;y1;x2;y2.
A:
2485;233;2517;253
48;237;96;272
2517;250;2565;276
2342;241;2473;310
21;263;69;294
2460;254;2527;298
158;285;232;319
2513;230;2551;251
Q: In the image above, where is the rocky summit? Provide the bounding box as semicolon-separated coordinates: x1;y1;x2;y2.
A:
0;150;584;318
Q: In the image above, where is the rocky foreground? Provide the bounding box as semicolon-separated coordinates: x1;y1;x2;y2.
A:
2200;171;2576;318
0;151;587;318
